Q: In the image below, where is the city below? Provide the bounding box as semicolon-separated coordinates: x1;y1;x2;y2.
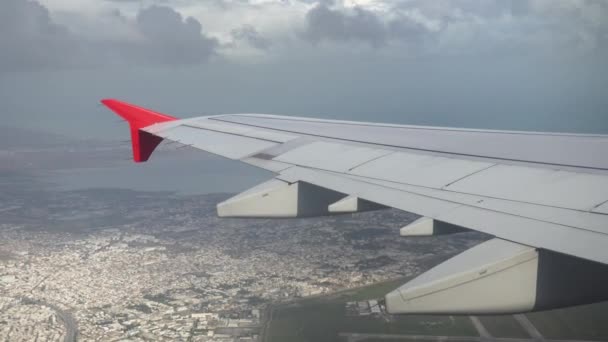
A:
1;169;485;341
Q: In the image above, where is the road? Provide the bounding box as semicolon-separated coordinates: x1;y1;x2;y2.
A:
470;315;493;340
22;297;78;342
514;314;545;341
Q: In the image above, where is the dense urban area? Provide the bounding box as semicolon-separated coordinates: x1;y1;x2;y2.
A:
0;167;484;341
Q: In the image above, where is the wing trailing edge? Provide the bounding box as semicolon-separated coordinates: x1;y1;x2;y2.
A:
101;99;177;162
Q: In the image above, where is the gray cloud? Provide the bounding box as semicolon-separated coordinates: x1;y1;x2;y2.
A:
302;3;430;47
231;25;272;50
2;0;607;72
0;0;78;71
132;5;218;64
0;0;218;71
303;4;388;46
301;0;608;56
391;0;528;20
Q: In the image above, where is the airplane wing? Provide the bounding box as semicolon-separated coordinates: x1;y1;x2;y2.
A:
102;99;608;315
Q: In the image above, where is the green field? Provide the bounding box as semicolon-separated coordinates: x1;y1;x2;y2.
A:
477;315;529;338
263;278;608;342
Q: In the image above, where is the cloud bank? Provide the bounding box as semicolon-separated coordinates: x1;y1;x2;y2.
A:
0;0;218;71
1;0;607;71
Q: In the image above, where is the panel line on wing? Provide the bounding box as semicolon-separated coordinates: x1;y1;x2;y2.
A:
441;164;498;189
592;199;608;211
592;201;608;215
347;151;397;172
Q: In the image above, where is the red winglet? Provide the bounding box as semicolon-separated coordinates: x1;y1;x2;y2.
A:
101;99;177;162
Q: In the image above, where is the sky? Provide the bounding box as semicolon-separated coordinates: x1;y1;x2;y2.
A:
1;0;607;140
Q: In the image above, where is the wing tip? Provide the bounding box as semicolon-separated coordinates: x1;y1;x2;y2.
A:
100;99;178;125
100;99;177;163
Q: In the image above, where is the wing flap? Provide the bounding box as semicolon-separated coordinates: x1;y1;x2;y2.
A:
278;166;608;264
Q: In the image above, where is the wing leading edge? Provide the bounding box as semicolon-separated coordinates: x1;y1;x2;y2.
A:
102;99;608;314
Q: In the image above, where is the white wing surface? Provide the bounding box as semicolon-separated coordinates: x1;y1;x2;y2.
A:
103;99;608;315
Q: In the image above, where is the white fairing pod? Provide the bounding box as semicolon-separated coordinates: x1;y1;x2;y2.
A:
386;238;608;314
217;179;344;218
328;195;386;213
386;239;538;314
400;217;469;236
